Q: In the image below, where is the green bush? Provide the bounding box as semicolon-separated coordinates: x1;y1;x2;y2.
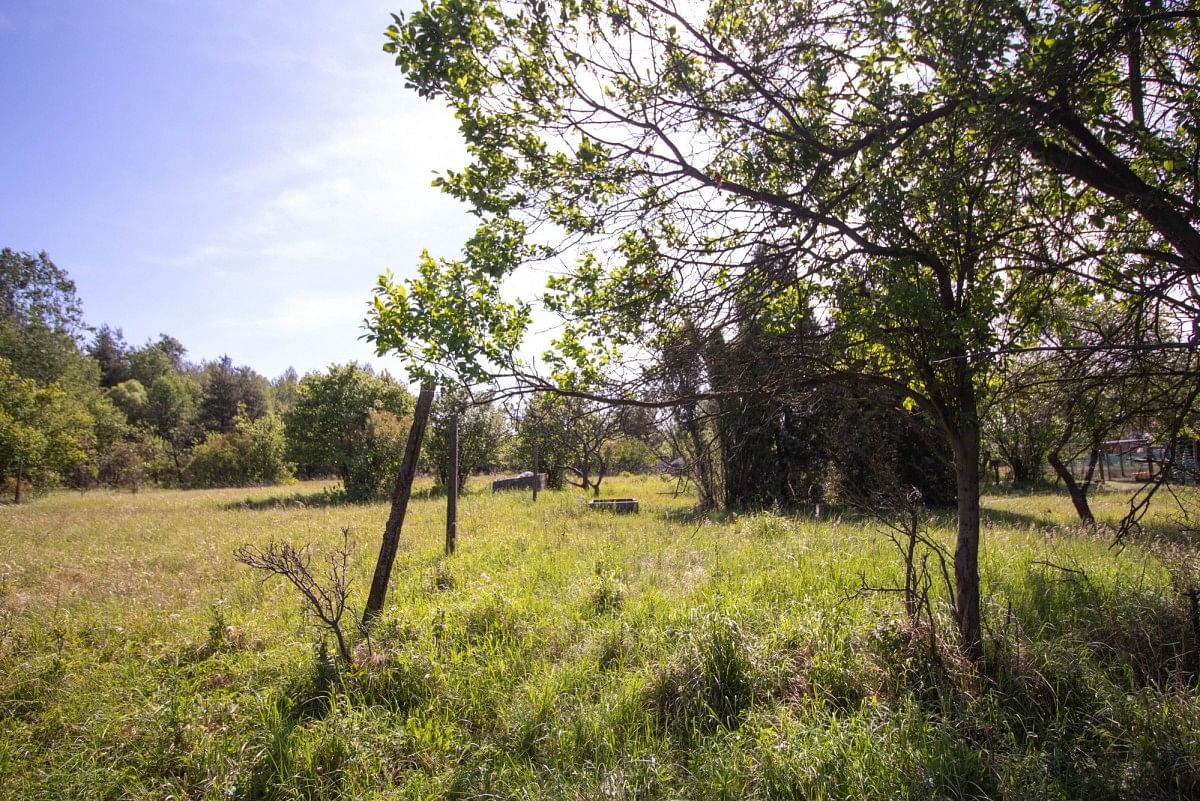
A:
185;412;292;487
283;364;413;501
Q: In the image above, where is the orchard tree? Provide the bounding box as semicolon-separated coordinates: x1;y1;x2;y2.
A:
283;364;415;501
983;359;1061;488
512;394;629;496
367;0;1198;658
424;391;509;494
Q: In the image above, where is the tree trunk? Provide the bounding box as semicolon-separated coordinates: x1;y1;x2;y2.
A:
363;382;435;622
681;408;717;508
1009;455;1042;488
1048;450;1095;525
949;427;983;662
14;457;23;504
170;442;185;485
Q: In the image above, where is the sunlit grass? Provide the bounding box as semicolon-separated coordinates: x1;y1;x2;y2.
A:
1;476;1197;799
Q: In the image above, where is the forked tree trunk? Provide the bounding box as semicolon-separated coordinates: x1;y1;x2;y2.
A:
363;382;436;622
949;426;983;662
1048;448;1097;526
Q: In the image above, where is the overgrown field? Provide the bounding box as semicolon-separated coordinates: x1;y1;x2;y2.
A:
2;477;1198;800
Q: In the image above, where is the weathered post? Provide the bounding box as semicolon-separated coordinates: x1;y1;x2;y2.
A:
446;414;458;555
532;442;540;503
364;382;436;622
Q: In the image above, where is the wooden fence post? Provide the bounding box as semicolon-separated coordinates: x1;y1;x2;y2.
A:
446;414;458;555
532;442;539;502
363;382;436;623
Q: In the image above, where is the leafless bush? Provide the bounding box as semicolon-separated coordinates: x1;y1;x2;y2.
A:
853;487;955;659
234;528;358;663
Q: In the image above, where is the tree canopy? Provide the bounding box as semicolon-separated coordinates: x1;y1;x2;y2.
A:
283;364;416;501
366;0;1200;657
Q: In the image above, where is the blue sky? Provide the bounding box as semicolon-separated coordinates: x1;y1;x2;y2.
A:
0;0;476;379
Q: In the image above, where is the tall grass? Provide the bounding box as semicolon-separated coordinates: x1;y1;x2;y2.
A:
1;477;1197;799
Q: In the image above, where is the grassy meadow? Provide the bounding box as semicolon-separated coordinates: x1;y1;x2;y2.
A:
2;476;1199;799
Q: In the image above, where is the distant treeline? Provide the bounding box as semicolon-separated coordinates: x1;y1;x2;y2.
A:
0;248;661;500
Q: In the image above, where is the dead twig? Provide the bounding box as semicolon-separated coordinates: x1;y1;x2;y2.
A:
235;528;357;663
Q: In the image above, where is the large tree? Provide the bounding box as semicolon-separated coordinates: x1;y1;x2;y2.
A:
367;0;1195;657
88;325;131;388
0;357;95;500
197;356;270;434
0;248;89;385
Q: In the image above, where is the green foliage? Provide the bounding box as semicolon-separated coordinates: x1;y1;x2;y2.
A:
105;378;148;423
282;363;415;501
0;356;96;496
270;367;300;414
96;435;164;492
144;372;200;442
512;395;641;493
127;346;174;388
185;412;293;488
0;248;88;385
197;356;270;434
603;435;655;474
423;391;509;492
87;325;131;387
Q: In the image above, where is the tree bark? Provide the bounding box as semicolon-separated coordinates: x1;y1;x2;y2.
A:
949;426;983;662
1048;450;1096;525
1022;129;1200;278
14;456;23;504
363;382;435;622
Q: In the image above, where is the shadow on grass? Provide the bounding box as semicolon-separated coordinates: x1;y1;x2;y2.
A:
224;483;477;510
223;486;356;511
982;501;1193;543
